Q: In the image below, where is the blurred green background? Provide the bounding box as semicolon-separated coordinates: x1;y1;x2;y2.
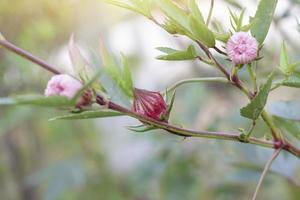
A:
1;0;300;199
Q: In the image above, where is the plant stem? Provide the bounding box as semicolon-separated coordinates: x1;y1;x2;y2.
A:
165;77;229;94
247;64;258;93
251;148;282;200
96;95;274;148
260;110;283;141
1;38;300;158
0;39;61;74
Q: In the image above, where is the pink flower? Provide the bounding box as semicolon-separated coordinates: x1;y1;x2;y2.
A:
226;32;258;65
132;88;167;121
45;74;83;99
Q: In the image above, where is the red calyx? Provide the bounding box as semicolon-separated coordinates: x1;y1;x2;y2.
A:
132;88;167;121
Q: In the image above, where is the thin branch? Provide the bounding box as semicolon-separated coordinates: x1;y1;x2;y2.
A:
196;41;231;80
0;39;61;74
165;77;229;94
251;148;282;200
1;37;300;159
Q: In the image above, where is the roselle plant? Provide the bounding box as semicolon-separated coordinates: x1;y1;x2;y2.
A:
1;0;300;199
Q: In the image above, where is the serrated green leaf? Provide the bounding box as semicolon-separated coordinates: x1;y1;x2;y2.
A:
188;0;205;24
273;116;300;139
240;73;274;120
49;110;125;121
188;15;215;47
156;45;197;60
0;95;74;107
251;0;278;44
267;101;300;120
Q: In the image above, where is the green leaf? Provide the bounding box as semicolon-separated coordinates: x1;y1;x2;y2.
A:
279;42;289;73
68;35;92;82
273;116;300;139
156;45;197;61
99;40;134;98
240;73;274;120
278;42;300;76
105;0;151;17
0;95;74;107
251;0;278;44
127;124;157;132
188;15;216;47
281;73;300;88
188;0;205;24
267;101;300;120
155;0;190;33
214;32;230;43
121;54;134;97
49;110;125;121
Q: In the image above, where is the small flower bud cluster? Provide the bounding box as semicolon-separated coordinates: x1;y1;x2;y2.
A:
226;32;259;65
45;74;91;107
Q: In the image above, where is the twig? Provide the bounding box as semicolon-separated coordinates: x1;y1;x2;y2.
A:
251;148;282;200
165;77;229;94
0;39;61;74
1;37;300;158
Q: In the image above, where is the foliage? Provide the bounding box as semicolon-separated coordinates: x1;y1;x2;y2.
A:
1;0;300;199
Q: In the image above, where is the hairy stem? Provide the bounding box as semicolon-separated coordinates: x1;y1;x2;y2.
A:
251;148;282;200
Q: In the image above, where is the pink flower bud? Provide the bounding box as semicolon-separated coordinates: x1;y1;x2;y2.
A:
45;74;83;99
45;74;92;107
226;32;258;65
132;88;167;121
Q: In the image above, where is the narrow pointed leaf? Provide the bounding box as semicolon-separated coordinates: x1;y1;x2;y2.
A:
156;45;197;60
68;35;91;82
188;0;205;24
104;0;144;16
121;54;134;97
49;110;125;121
188;15;215;47
155;0;190;32
251;0;278;44
0;95;74;107
127;124;157;132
